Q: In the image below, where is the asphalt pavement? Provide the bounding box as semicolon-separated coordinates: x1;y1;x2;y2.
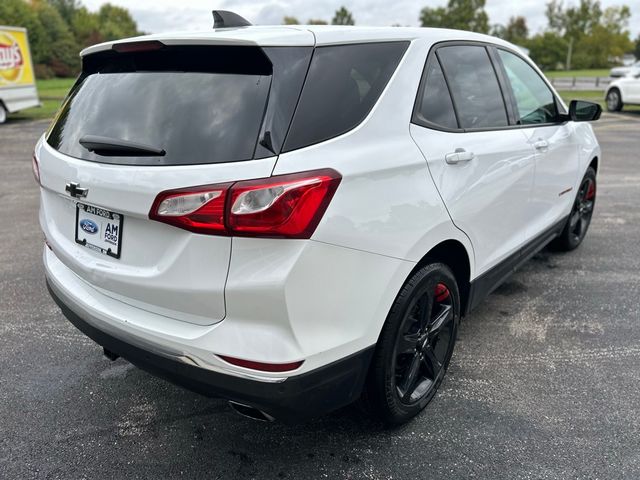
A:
1;113;639;479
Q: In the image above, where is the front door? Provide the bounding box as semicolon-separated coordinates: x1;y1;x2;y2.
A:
495;48;580;237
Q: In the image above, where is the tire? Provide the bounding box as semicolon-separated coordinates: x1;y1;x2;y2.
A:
0;104;7;124
606;88;623;112
552;167;596;251
361;262;460;425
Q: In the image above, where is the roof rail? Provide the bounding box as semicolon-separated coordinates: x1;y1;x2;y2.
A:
212;10;252;29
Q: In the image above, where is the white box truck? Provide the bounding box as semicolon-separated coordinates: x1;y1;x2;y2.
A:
0;26;40;124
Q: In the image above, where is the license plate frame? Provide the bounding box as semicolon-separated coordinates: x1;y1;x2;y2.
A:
75;202;124;259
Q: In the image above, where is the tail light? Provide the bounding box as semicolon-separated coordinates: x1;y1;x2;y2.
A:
32;152;40;185
149;184;231;235
149;169;341;239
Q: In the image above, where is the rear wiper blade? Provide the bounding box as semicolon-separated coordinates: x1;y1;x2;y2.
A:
79;135;166;157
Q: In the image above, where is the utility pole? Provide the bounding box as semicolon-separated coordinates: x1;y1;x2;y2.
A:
566;37;573;71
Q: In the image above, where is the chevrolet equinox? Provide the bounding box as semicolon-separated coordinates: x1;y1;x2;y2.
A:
37;13;602;425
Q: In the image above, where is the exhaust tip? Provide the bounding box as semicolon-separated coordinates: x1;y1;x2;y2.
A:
228;401;274;422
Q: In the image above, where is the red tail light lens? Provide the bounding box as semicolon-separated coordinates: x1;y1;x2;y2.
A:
149;184;232;235
217;355;304;372
228;169;341;238
149;169;341;239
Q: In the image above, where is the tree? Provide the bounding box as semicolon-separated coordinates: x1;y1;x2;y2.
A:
504;16;528;44
283;16;327;25
526;32;568;70
0;0;48;65
491;16;528;43
546;0;601;40
635;35;640;60
490;24;506;39
420;0;489;34
71;6;103;48
97;3;140;41
0;0;142;78
47;0;82;25
332;6;355;26
571;6;633;68
32;0;79;77
543;0;632;68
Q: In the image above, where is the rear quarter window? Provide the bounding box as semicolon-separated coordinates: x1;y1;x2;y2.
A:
283;42;409;152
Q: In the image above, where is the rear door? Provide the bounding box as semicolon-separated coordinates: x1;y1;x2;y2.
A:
410;43;536;275
494;48;579;238
38;43;312;325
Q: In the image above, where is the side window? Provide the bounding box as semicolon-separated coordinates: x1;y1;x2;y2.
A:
497;49;558;125
414;58;458;130
283;42;409;152
437;45;508;129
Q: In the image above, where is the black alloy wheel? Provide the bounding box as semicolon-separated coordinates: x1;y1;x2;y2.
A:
361;262;459;425
553;166;597;251
393;281;454;405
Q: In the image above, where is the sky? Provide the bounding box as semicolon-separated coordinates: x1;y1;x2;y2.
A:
83;0;640;37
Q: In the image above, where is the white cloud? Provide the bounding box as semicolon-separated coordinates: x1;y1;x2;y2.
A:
82;0;640;37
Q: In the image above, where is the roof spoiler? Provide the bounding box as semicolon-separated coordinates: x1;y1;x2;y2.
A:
212;10;252;29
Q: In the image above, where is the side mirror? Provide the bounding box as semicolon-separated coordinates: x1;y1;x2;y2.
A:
569;100;602;122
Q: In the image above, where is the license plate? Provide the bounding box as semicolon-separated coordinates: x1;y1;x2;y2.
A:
75;203;123;259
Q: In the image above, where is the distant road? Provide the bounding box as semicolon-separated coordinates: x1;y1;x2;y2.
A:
549;76;611;91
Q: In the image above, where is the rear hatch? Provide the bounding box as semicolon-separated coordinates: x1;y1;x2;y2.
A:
38;40;313;325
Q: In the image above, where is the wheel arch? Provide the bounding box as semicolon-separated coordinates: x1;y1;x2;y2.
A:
411;239;472;317
605;85;621;96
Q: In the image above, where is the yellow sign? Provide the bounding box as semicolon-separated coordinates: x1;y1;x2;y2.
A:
0;29;35;86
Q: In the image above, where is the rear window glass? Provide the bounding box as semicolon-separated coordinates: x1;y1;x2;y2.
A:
283;42;409;152
47;46;311;166
437;45;508;129
414;58;458;130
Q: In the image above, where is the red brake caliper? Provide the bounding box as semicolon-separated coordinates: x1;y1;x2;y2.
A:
435;283;450;302
586;181;596;200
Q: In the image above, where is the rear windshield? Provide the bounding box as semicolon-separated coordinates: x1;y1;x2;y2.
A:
47;46;311;166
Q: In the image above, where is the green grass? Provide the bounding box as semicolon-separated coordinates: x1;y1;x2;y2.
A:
558;90;605;105
8;77;75;121
558;89;640;112
545;69;610;78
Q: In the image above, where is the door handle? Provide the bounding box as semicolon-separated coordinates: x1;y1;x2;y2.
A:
445;149;475;164
534;139;549;150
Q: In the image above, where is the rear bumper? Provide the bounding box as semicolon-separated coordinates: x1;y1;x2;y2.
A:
47;279;374;422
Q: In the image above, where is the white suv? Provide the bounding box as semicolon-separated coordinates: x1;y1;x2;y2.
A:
37;15;601;425
605;70;640;112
